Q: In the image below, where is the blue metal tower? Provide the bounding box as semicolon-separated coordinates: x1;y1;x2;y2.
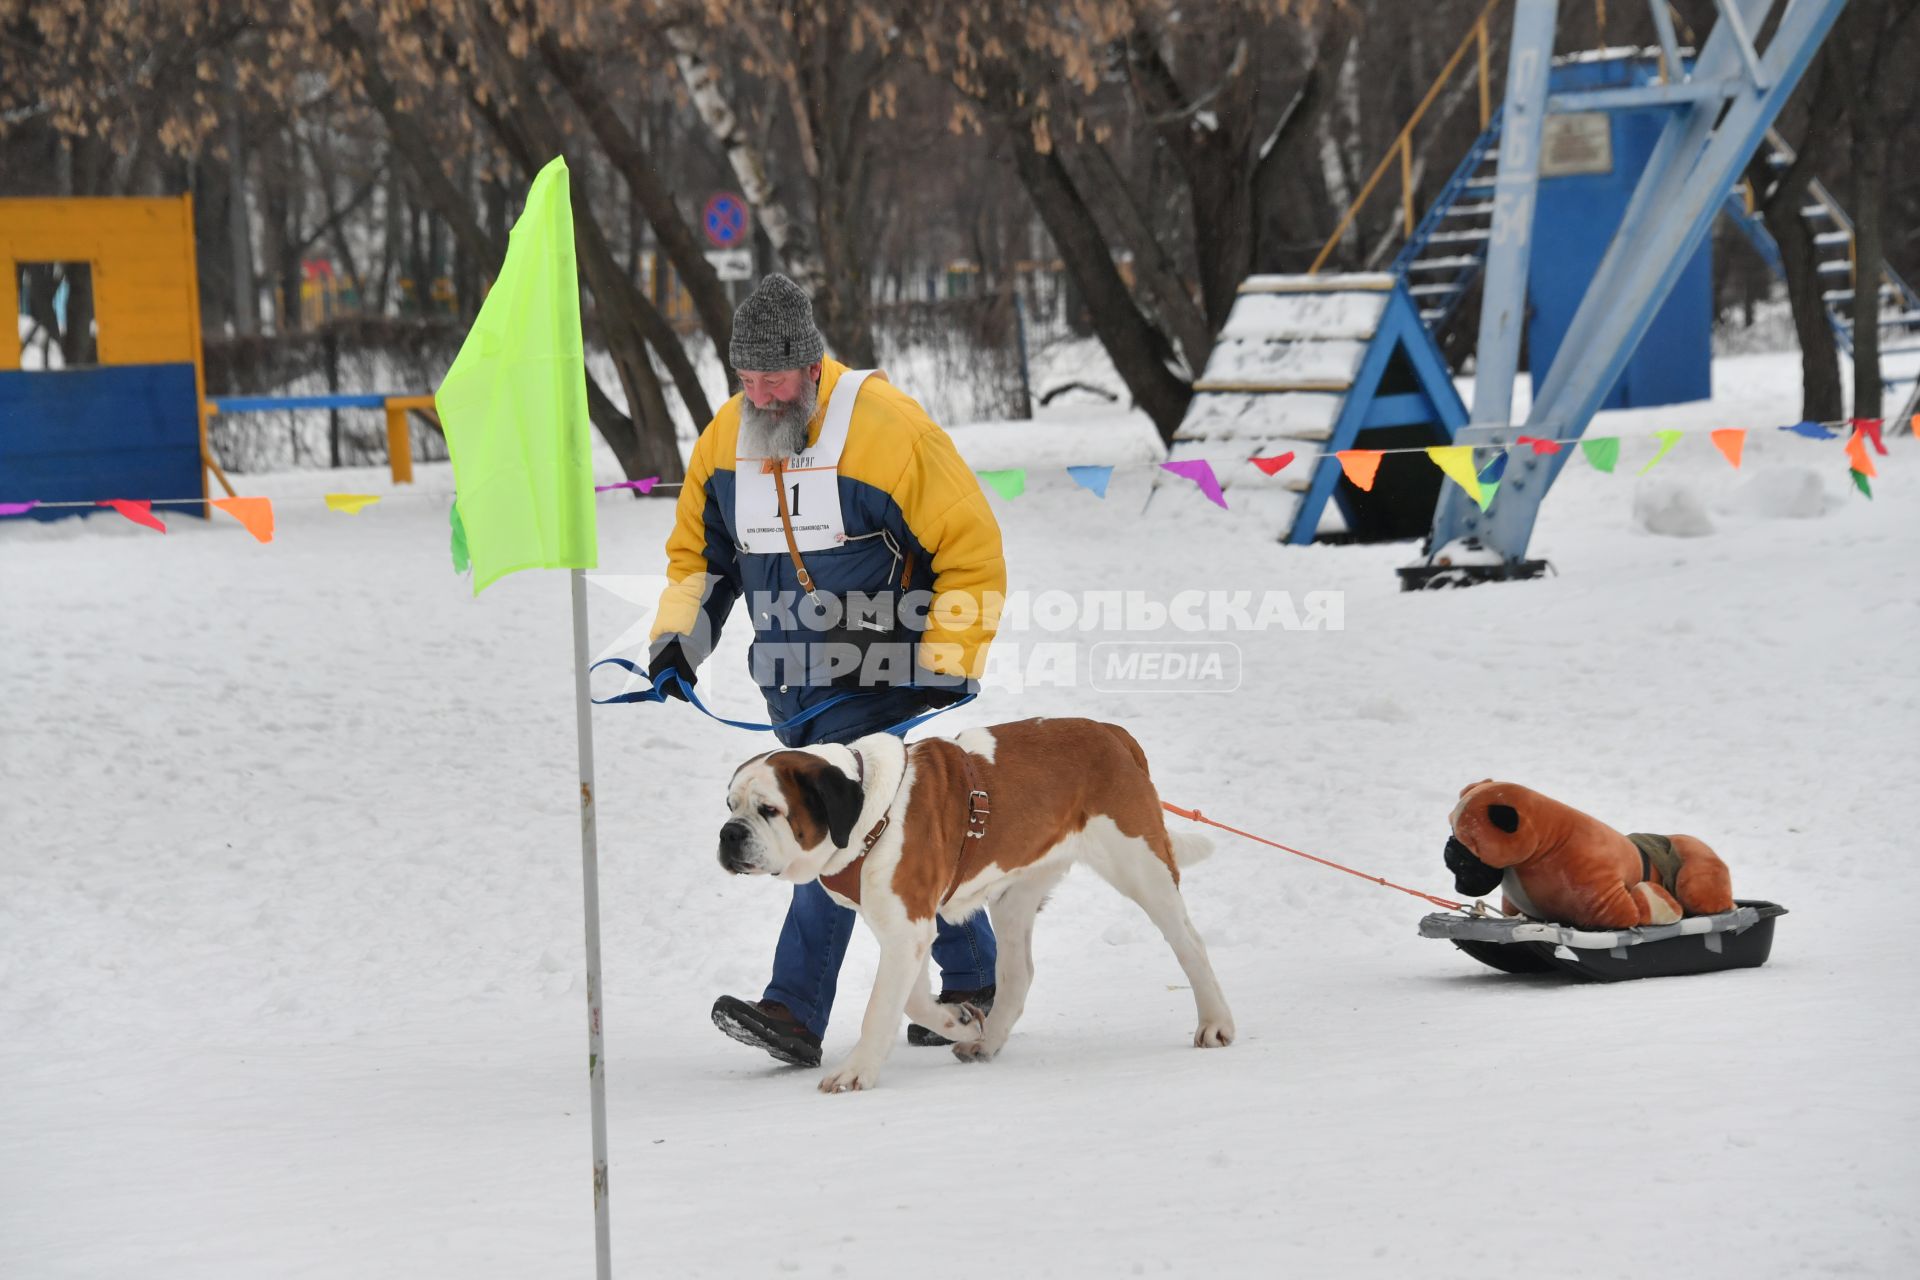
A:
1408;0;1853;588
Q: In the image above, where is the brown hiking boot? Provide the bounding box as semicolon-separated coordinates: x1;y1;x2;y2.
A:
711;996;823;1067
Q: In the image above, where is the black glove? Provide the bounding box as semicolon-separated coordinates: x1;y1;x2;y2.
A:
647;641;697;702
916;684;971;708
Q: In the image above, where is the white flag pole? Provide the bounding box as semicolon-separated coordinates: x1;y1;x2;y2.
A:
569;567;613;1278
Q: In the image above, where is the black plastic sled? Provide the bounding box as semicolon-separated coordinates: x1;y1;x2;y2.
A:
1419;900;1787;982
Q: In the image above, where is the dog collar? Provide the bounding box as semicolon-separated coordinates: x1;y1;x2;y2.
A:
847;746;893;856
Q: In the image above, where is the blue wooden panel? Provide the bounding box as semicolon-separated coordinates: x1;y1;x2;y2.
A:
1527;56;1714;411
0;363;203;518
212;392;394;413
1360;392;1444;429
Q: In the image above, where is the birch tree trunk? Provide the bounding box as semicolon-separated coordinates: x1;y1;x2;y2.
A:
664;24;826;294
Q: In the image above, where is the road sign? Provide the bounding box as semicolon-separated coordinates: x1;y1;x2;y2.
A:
703;192;749;248
704;248;753;282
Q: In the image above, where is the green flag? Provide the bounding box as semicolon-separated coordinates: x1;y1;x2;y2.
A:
1581;436;1620;474
979;468;1027;500
449;499;470;574
1638;429;1684;475
434;155;597;593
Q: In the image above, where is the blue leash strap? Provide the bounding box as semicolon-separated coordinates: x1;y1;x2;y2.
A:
883;691;976;734
588;657;973;735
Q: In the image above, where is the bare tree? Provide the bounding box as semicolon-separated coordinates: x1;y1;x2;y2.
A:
1827;0;1920;420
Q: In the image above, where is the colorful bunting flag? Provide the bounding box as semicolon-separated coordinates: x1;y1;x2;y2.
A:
1066;465;1112;498
1426;446;1487;509
1710;429;1745;469
979;468;1027;500
1784;421;1837;440
1850;418;1887;456
1639;430;1684;475
1335;450;1384;492
1472;460;1501;509
1845;430;1878;479
97;499;166;532
211;497;275;543
1581;437;1620;473
7;412;1893;551
1160;459;1228;509
434;154;597;594
450;499;470;574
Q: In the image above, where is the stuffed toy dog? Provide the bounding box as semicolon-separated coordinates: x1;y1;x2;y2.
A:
1445;780;1735;929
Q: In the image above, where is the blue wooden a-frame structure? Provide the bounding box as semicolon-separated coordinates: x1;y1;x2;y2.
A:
1283;281;1468;544
1170;272;1470;545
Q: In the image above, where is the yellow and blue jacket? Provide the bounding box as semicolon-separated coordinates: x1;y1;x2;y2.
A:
652;359;1005;745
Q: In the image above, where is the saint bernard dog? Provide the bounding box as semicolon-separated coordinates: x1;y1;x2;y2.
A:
718;716;1235;1093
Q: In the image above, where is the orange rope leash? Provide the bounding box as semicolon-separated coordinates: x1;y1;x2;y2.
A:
1163;801;1467;912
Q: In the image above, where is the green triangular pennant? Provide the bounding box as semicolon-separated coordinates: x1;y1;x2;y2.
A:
450;499;471;573
1639;429;1684;475
979;468;1026;500
1581;436;1620;474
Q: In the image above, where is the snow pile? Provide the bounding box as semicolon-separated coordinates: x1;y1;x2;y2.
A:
3;349;1917;1278
1717;465;1831;520
1632;478;1716;537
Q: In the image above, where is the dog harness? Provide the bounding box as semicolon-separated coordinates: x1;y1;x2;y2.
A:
817;742;991;907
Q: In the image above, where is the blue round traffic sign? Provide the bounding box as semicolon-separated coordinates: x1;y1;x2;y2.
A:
703;192;749;248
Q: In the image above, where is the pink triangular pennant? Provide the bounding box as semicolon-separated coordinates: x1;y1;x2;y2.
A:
1160;460;1229;510
97;500;166;532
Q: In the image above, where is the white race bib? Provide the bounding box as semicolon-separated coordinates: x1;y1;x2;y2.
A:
734;369;876;553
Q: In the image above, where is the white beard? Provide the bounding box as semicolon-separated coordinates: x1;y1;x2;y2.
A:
739;379;819;458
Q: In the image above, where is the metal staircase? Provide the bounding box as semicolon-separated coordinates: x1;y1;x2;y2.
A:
1721;130;1920;372
1385;113;1920;402
1391;111;1504;336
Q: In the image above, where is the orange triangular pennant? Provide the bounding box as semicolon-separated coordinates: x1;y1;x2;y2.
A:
1710;428;1746;469
1335;449;1384;492
1845;430;1878;479
212;497;275;543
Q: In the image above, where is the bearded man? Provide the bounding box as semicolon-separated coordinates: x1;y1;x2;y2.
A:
648;273;1006;1066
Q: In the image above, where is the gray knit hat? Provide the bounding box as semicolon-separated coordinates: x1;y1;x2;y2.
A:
729;273;826;372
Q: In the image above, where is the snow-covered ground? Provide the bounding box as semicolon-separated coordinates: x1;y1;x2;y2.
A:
3;349;1916;1278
